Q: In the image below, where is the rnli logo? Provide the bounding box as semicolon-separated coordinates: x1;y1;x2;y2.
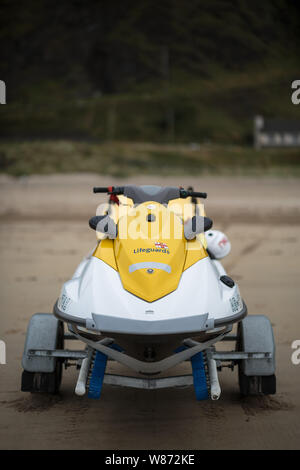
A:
133;241;170;254
155;242;168;250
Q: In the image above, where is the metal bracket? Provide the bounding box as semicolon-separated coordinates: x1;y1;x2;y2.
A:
28;349;87;360
212;351;273;361
28;348;271;362
103;374;194;390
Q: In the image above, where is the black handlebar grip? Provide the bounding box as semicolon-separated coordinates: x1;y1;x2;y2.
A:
180;189;207;199
191;192;207;199
93;187;109;193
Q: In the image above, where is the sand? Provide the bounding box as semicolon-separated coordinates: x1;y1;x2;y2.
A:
0;174;299;449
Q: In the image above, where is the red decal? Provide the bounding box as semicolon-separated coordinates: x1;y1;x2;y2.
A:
218;237;228;247
155;242;168;249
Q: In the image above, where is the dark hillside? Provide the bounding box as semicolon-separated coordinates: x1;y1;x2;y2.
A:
0;0;299;142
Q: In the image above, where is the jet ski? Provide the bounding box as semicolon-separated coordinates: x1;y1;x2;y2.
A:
21;185;276;400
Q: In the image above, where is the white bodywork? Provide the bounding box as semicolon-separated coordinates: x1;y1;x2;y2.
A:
53;220;247;399
58;253;243;332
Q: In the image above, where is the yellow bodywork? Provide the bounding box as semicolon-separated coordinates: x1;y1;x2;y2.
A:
93;238;117;270
93;199;208;302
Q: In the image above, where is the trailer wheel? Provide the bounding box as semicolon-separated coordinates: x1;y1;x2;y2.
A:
238;369;276;396
21;318;64;394
237;316;276;396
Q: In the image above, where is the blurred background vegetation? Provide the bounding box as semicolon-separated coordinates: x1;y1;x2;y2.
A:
0;0;299;175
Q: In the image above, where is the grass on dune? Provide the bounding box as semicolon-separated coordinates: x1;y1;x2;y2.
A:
0;140;299;177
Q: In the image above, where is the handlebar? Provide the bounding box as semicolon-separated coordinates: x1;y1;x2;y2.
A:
93;186;207;199
93;187;109;193
93;186;124;194
179;189;207;199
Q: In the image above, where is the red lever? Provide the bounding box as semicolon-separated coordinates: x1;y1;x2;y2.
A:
109;193;120;205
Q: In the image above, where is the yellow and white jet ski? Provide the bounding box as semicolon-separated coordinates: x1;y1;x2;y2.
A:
21;185;276;400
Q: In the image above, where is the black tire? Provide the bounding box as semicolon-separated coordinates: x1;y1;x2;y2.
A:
21;321;64;394
238;369;276;396
237;322;276;396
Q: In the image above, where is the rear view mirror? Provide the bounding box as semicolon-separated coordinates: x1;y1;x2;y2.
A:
184;216;213;240
89;215;118;239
